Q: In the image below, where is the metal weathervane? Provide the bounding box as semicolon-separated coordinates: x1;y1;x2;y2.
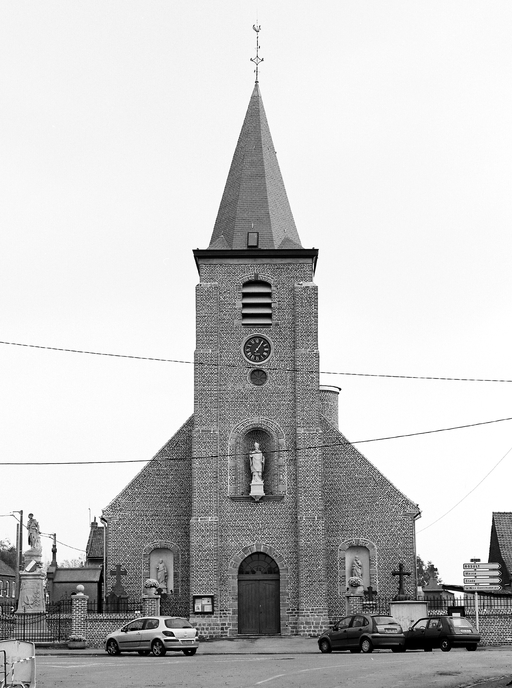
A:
250;24;263;83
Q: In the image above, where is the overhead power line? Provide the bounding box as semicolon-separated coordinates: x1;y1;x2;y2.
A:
1;416;511;466
0;339;511;384
417;442;512;533
9;512;86;553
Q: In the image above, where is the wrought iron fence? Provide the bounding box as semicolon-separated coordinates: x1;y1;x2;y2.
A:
0;604;71;642
47;598;142;614
357;594;512;617
85;599;142;615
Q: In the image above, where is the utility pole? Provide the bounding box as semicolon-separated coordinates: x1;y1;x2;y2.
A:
13;510;23;606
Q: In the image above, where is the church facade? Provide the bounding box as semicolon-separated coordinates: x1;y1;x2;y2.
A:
102;83;420;637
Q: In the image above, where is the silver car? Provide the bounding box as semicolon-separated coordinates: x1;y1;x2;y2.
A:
105;616;199;656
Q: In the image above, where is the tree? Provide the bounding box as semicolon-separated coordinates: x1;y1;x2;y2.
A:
417;555;442;587
0;538;18;571
58;556;86;568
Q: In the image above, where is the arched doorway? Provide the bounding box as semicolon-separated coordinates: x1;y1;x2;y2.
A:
238;553;280;635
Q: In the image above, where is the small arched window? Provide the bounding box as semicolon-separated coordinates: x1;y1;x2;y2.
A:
241;280;272;326
238;553;279;575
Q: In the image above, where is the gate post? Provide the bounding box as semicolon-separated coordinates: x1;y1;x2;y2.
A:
142;595;160;617
71;585;89;640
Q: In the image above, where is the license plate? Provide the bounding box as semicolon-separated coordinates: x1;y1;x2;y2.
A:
459;629;472;634
181;639;194;643
384;628;396;633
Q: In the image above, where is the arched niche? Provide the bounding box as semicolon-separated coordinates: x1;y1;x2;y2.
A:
228;418;286;498
143;541;179;594
338;539;378;594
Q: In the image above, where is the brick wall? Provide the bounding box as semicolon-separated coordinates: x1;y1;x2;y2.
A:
321;416;419;621
102;253;419;638
102;417;193;613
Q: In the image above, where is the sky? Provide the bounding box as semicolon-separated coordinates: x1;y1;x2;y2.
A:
1;1;511;587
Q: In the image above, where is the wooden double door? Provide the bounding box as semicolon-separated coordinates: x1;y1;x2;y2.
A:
238;553;280;635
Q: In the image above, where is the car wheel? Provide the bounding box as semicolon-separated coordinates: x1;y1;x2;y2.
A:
318;638;332;653
183;648;197;656
466;645;477;651
440;639;451;652
151;639;167;657
137;650;150;656
106;639;120;656
360;638;373;654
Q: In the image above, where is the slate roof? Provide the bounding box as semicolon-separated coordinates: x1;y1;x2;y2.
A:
208;84;302;251
53;566;102;583
86;519;104;562
488;512;512;587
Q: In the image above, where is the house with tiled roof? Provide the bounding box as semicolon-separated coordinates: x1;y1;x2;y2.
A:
0;560;16;603
46;518;104;607
488;512;512;590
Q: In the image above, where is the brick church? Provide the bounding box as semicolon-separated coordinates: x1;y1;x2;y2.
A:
102;81;421;637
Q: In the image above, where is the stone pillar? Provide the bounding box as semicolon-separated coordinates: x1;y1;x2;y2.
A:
142;596;161;617
15;567;49;641
16;571;46;614
71;586;89;638
190;279;220;634
294;281;329;635
346;595;364;615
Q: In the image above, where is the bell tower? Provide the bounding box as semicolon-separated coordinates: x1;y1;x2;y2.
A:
190;66;329;635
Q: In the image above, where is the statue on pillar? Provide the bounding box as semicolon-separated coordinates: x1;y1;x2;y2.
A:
17;511;47;624
27;513;42;553
249;441;265;501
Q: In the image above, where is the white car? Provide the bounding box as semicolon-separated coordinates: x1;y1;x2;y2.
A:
105;616;199;656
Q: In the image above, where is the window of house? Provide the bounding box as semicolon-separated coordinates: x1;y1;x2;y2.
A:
241;280;272;326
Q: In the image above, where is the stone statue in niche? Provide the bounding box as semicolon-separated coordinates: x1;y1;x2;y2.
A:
249;441;265;501
351;556;363;580
156;559;168;592
249;442;265;482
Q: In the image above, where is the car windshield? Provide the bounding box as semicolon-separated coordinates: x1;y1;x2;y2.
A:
164;618;193;629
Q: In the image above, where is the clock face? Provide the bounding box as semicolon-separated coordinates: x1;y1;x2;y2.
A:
243;335;271;363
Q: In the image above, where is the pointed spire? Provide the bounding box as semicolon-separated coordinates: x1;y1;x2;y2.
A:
207;84;302;251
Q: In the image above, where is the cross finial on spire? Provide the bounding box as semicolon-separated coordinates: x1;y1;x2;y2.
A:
250;24;263;83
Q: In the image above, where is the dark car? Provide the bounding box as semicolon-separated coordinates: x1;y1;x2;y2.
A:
318;613;405;654
105;616;199;656
404;616;480;652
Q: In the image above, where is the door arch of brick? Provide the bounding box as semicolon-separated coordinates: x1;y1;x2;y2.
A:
238;553;280;635
227;544;290;636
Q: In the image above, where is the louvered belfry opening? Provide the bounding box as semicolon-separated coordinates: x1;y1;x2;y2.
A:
242;280;272;326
